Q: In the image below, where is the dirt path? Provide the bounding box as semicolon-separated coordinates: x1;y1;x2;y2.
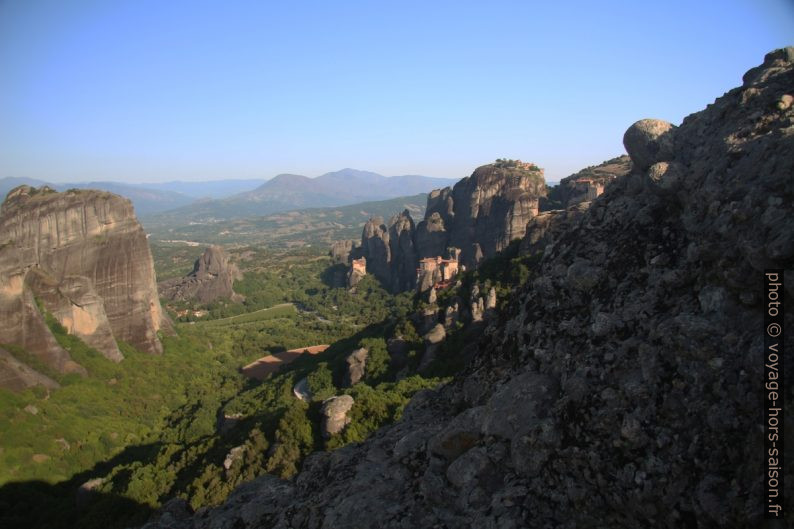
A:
240;344;329;380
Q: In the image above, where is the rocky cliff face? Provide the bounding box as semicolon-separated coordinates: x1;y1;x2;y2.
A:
159;245;241;305
0;186;170;389
142;48;793;528
346;161;546;292
548;155;632;208
446;162;546;267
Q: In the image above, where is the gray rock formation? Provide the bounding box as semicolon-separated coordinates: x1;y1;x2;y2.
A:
550;155;632;208
344;347;368;387
292;378;312;402
387;211;418;292
443;300;460;329
160;246;241;305
470;285;485;323
347;211;418;292
358;217;391;285
414;212;448;259
329;239;356;265
519;202;590;256
26;268;123;361
320;395;355;438
223;446;244;472
416;161;546;268
622;118;676;170
348;161;546;292
0;186;170;389
485;287;496;311
140;48;794;529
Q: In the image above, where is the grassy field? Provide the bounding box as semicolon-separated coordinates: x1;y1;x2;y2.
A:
198;303;296;326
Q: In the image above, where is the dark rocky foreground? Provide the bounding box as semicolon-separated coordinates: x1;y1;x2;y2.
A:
142;48;794;528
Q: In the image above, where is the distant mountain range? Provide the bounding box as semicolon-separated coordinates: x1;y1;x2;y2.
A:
141;169;453;222
126;179;268;199
144;193;430;248
0;170;451;218
0;177;268;216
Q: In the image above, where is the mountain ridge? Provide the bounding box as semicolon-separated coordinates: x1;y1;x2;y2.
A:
143;170;454;223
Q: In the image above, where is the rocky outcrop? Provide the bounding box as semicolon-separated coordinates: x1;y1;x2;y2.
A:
623;119;676;170
437;161;546;268
320;395;355;438
0;346;60;392
329;240;356;265
485;287;496;312
26;268;123;361
160;246;241;305
140;49;794;529
358;217;391;285
0;186;170;389
346;257;366;288
347;211;418;292
549;155;632;208
345;160;546;292
344;348;368;386
519;201;590;256
292;378;312;402
387;211;417;292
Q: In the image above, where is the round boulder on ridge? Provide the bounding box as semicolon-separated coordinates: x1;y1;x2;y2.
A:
622;118;676;170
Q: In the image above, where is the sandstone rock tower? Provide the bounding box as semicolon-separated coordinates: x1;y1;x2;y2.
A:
0;186;170;389
160;245;241;304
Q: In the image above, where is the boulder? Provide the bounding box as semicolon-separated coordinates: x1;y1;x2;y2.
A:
321;395;355;438
428;406;485;460
223;446;244;471
485;287;497;311
344;347;368;386
424;323;446;346
622;118;676;170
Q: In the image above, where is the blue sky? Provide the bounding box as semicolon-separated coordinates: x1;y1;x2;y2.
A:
1;0;792;183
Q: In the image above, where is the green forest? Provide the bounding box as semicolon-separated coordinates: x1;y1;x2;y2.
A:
0;237;540;529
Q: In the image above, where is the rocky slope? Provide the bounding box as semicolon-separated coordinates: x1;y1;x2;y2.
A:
546;155;632;208
142;49;793;528
0;186;170;390
348;160;546;292
159;245;242;304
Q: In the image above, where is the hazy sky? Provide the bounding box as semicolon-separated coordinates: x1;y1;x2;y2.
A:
1;1;792;183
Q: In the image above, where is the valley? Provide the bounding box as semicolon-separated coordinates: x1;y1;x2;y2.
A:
0;157;547;528
0;9;790;523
